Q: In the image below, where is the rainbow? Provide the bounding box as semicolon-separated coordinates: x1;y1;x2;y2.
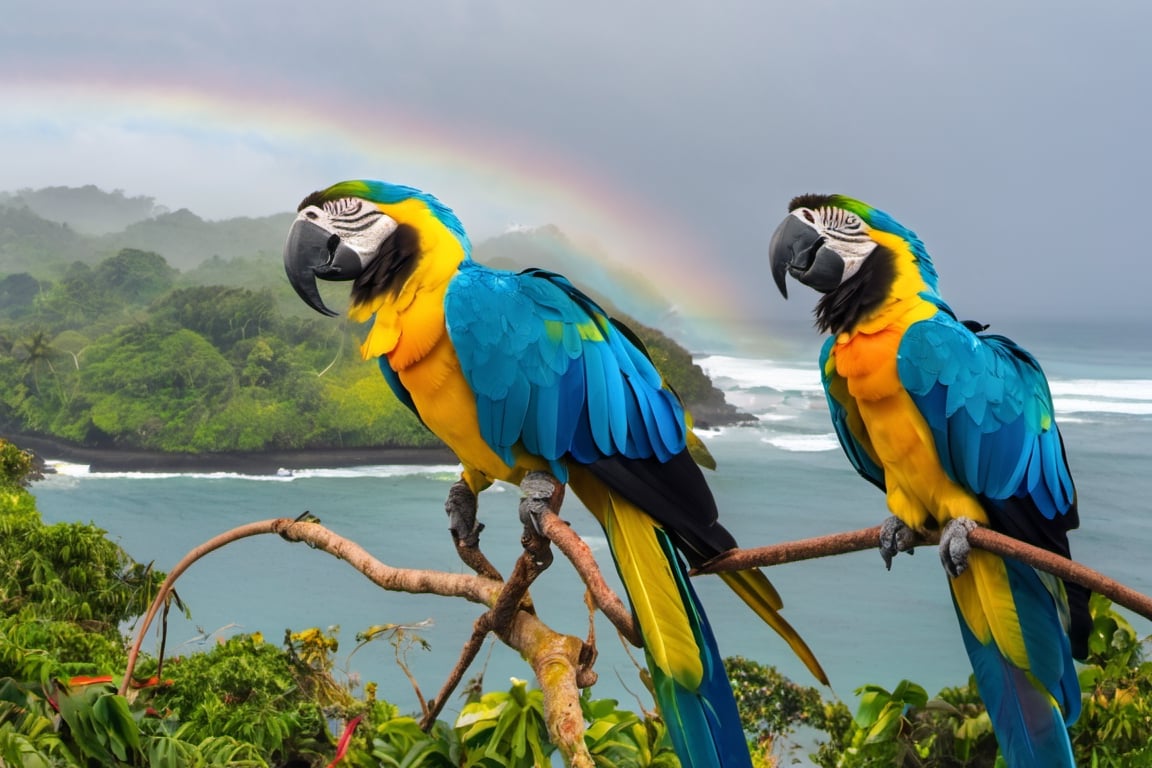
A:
1;76;751;344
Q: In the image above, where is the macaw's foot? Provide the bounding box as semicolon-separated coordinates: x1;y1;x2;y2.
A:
939;517;979;578
879;515;917;571
445;480;503;581
518;471;565;569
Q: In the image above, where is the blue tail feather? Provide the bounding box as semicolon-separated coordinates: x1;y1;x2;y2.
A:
648;530;752;768
953;558;1077;768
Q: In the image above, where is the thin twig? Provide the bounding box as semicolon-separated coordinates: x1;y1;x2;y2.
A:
422;618;493;728
121;519;294;696
419;546;548;729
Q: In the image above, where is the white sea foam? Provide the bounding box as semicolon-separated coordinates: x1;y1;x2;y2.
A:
41;462;462;482
755;412;800;423
760;433;841;452
286;465;461;480
44;461;91;476
1049;379;1152;416
1048;379;1152;401
1055;398;1152;416
697;355;823;394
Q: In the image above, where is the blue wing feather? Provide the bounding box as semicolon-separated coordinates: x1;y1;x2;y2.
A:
445;262;688;480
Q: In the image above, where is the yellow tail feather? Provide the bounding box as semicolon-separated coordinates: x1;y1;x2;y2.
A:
951;551;1029;669
569;466;826;689
720;569;829;685
601;493;704;690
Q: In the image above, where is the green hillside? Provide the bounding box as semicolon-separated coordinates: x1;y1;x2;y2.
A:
0;186;747;457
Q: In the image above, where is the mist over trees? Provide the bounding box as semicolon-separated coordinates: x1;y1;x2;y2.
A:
0;184;164;235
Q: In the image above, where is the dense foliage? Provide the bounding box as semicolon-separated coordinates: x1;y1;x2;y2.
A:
795;593;1152;767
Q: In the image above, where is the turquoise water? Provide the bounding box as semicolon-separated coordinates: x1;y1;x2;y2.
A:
31;339;1152;730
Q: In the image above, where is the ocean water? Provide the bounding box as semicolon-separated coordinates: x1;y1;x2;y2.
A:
30;333;1152;735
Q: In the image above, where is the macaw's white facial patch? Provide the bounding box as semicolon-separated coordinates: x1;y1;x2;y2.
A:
297;197;400;270
792;206;879;285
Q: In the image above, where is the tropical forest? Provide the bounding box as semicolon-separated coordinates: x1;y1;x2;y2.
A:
0;186;740;459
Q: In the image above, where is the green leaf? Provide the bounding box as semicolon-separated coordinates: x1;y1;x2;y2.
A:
854;686;893;728
892;679;929;709
864;706;903;744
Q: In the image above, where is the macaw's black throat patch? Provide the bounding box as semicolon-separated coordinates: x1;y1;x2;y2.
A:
350;222;422;304
813;243;896;335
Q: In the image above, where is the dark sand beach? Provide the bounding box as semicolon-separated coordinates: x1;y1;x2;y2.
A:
8;434;459;475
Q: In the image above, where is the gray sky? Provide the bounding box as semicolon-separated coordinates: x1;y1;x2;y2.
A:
3;1;1149;345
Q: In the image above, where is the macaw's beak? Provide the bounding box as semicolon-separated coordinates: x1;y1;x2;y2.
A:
768;214;845;297
283;218;365;317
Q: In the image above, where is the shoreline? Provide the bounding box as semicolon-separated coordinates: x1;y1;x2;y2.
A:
8;434;460;475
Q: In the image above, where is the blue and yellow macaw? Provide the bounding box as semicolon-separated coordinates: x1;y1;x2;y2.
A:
768;194;1090;767
283;180;827;767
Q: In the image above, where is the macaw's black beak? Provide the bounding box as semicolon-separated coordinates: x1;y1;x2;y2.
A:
283;219;365;317
768;214;845;297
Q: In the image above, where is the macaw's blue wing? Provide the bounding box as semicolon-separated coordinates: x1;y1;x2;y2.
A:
819;336;885;491
896;313;1078;547
445;263;686;483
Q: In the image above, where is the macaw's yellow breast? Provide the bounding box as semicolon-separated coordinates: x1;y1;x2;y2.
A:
856;392;985;531
353;282;450;368
831;327;904;402
833;325;988;532
392;334;548;490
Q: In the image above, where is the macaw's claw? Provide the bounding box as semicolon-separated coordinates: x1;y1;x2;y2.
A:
879;515;917;571
518;471;564;568
939;517;979;578
446;480;483;546
445;480;503;581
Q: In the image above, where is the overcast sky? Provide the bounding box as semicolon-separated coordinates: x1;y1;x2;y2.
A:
2;1;1149;347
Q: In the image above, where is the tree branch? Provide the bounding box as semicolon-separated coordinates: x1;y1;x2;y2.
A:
697;524;1152;623
536;510;641;647
120;518;597;767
